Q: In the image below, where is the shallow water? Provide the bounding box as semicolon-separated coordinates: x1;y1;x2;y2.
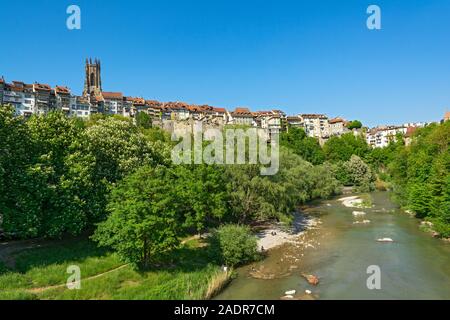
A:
216;192;450;300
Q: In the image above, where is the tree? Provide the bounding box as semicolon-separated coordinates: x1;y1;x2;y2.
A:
209;224;258;267
135;111;152;129
174;164;229;235
323;133;370;162
347;120;363;130
93;166;181;269
0;106;40;238
342;155;376;192
68;117;170;223
280;126;325;164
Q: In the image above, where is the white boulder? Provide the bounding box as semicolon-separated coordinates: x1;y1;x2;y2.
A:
285;290;296;295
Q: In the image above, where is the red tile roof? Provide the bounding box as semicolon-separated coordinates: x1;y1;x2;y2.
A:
55;86;71;94
213;107;226;113
102;92;123;100
33;83;51;91
329;117;345;124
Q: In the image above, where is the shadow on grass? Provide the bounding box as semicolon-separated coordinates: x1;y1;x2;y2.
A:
10;237;112;274
141;238;220;275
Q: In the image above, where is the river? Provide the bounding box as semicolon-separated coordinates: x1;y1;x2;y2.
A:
216;191;450;300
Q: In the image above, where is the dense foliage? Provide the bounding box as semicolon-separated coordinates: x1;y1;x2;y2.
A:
280;126;325;164
386;122;450;237
209;224;259;267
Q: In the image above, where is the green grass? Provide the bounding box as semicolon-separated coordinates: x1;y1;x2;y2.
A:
0;238;228;300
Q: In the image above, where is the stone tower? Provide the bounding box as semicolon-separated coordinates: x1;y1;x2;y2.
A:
83;58;102;97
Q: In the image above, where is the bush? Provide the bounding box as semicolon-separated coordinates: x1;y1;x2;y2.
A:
209;225;258;267
342;155;375;192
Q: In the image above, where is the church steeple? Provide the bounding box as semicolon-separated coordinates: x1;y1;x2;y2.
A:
83;58;102;97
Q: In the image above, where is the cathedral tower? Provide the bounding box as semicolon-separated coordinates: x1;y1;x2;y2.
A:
83;58;102;97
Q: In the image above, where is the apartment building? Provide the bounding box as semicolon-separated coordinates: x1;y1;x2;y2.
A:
101;92;124;115
70;96;91;118
228;107;255;126
329;117;348;136
300;114;330;138
366;126;408;148
54;86;71;114
254;111;282;131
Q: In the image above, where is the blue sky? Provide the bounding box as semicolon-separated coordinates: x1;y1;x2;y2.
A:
1;0;449;126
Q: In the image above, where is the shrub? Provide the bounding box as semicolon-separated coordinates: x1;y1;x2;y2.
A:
209;225;258;267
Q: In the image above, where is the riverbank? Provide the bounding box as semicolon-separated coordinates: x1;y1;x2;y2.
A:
0;237;229;300
255;213;320;252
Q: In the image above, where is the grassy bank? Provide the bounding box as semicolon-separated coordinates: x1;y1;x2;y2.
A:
0;238;230;300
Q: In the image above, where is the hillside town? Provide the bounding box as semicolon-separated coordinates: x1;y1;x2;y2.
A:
1;59;448;148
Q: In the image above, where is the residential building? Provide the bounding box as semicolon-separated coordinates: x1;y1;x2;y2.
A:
366;126;408;148
211;107;227;123
69;96;91;118
33;83;52;114
2;81;33;116
54;86;71;114
229;107;255;126
329;117;348;136
300;114;330;138
254;111;282;131
286;115;304;131
102;92;124;115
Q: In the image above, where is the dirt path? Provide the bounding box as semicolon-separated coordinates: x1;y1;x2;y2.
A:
27;264;129;293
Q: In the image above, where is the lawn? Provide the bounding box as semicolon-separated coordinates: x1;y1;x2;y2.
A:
0;237;229;300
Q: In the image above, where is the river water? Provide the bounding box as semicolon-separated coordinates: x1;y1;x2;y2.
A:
216;192;450;300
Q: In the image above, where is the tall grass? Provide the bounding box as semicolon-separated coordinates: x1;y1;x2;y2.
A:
0;238;229;300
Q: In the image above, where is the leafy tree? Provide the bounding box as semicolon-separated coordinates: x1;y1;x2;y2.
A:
68;117;170;223
209;224;258;267
174;164;229;235
342;155;376;192
347;120;363;130
0;106;40;238
135;111;152;129
281;126;325;164
93;166;181;269
323;133;370;162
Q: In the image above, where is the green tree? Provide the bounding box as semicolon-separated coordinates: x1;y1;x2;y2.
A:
209;224;258;267
174;164;229;235
323;133;370;162
93;166;180;269
281;126;325;164
347;120;363;130
135;111;152;129
342;155;376;192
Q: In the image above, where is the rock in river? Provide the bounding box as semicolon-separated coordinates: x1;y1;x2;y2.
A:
302;274;320;285
285;290;296;295
377;238;394;243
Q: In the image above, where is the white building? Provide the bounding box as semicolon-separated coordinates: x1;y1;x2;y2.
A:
300;114;330;138
329;117;348;136
366;126;408;148
70;96;91;118
228;107;255;126
2;81;34;116
255;111;282;131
